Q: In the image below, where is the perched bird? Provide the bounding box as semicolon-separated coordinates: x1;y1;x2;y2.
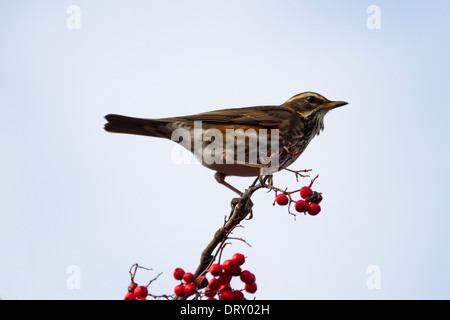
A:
104;92;347;194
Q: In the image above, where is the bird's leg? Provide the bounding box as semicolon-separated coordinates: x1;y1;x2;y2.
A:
258;174;273;189
214;172;243;197
267;175;273;187
215;173;256;219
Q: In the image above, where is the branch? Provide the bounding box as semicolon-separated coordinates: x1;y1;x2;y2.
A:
173;178;265;300
194;182;262;276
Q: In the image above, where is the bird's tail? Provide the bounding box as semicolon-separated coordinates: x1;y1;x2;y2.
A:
104;114;173;139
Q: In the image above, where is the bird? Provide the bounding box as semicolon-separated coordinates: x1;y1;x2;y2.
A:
104;92;347;195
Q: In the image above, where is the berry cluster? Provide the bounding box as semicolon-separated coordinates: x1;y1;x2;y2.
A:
275;186;323;216
173;253;257;300
124;282;148;300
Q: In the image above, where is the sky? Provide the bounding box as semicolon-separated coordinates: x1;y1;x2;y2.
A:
1;0;449;300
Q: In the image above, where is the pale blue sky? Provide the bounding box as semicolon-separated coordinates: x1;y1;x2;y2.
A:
1;1;449;299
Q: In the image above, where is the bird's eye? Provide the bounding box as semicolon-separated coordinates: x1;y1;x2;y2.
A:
306;96;316;103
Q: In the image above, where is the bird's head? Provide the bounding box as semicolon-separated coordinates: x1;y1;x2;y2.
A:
282;92;348;116
282;92;348;135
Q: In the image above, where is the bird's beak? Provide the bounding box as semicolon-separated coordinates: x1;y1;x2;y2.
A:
328;101;348;109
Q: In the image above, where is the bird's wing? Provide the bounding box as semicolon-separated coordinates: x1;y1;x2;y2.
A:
161;105;294;128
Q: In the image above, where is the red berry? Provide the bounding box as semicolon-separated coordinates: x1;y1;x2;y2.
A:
245;282;257;294
300;186;313;199
232;290;245;300
137;297;146;300
173;268;185;280
240;270;255;285
134;286;148;299
218;273;232;284
184;283;197;296
231;253;245;266
222;260;236;274
219;290;234;300
174;284;186;297
218;284;232;294
232;265;242;277
307;202;321;216
204;288;217;298
128;282;137;292
208;278;220;291
124;292;137;300
209;263;222;276
195;275;208;289
182;272;195;284
276;193;289;206
295;200;309;213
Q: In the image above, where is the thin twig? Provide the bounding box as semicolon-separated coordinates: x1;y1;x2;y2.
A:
146;272;163;287
129;263;152;283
